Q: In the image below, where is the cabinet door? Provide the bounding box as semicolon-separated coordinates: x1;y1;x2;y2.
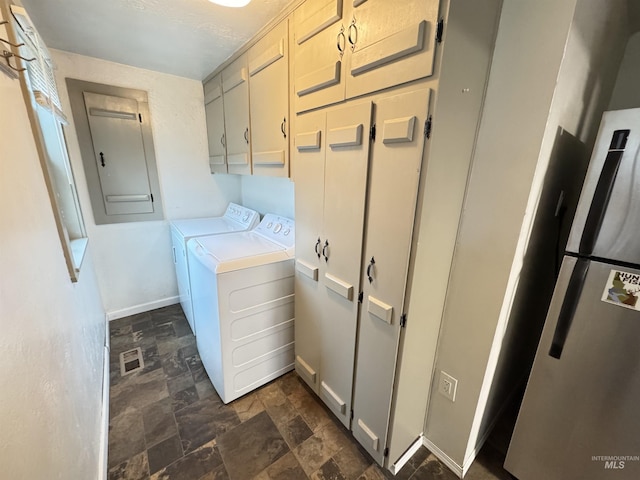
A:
351;89;431;463
204;75;227;174
83;92;154;215
345;0;440;99
222;55;251;175
319;100;372;427
293;110;327;393
249;20;290;177
293;0;346;113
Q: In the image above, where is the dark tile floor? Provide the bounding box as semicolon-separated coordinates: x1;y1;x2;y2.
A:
108;304;514;480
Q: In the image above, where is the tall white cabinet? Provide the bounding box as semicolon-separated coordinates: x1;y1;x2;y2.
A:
294;88;431;461
222;55;252;175
204;74;227;174
294;101;373;427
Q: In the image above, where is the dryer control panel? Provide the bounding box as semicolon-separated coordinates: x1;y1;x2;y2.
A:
255;214;295;249
224;202;260;227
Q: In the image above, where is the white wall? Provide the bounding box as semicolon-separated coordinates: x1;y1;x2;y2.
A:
423;0;629;472
0;25;106;479
52;50;241;318
240;175;295;219
422;0;579;469
609;31;640;110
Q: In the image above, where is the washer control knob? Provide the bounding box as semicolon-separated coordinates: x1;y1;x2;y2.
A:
243;213;250;221
274;223;282;233
267;222;273;228
283;228;290;236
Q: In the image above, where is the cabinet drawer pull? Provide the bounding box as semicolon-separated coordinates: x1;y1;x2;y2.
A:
367;256;375;283
281;117;287;138
348;19;358;50
322;240;329;262
315;237;322;258
244;127;249;144
337;26;346;56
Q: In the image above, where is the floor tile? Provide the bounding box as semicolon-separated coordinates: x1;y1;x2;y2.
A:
311;458;347;480
231;392;265;422
332;442;371;480
279;414;313;449
173;318;193;338
288;386;332;432
255;451;308;480
167;372;195;396
217;411;289;480
357;465;389;480
147;435;183;474
199;463;230;480
293;422;346;477
171;385;199;412
162;349;190;379
111;368;169;419
175;395;240;454
151;439;223;480
108;451;150;480
142;397;179;448
109;407;146;468
157;335;195;356
195;380;216;400
410;457;458;480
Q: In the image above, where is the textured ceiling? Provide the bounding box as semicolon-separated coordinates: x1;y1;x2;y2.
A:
20;0;292;80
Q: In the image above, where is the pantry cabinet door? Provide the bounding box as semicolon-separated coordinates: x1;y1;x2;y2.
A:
293;110;327;393
293;0;346;113
222;55;251;175
249;19;290;177
204;75;227;174
351;89;431;462
345;0;440;99
319;100;372;427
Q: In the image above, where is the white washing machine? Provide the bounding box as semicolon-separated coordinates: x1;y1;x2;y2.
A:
170;203;259;334
187;214;295;403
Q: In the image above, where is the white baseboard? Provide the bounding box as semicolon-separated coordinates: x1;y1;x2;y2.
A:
390;435;425;475
423;437;464;478
106;296;179;321
98;344;110;480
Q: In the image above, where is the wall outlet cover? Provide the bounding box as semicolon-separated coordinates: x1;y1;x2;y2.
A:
438;371;458;402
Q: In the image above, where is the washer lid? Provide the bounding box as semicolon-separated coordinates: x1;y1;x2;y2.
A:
170;216;246;239
194;231;284;262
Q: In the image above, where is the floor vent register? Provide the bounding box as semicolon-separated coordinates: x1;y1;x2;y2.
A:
120;347;144;376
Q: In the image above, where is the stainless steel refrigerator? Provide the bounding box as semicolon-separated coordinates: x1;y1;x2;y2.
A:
505;108;640;480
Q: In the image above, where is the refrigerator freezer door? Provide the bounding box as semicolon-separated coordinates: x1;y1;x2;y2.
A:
505;256;640;480
567;108;640;264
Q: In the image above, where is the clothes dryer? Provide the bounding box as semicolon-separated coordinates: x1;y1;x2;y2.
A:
170;203;259;334
187;214;295;403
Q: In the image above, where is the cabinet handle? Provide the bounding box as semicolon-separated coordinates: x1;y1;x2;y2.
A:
281;117;287;138
322;240;329;262
336;26;346;56
99;152;106;167
220;133;225;148
315;237;322;258
244;127;249;144
367;256;375;283
172;246;176;264
348;20;358;50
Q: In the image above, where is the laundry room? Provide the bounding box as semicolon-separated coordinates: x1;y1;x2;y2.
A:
2;0;640;479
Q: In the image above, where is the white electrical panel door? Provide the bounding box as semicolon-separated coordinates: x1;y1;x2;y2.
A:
83;92;154;215
351;89;431;463
204;75;227;174
318;100;372;427
222;55;252;175
249;19;290;177
293;110;326;392
293;0;346;113
345;0;440;99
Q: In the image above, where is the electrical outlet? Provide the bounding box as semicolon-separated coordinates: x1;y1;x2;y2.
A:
439;371;458;402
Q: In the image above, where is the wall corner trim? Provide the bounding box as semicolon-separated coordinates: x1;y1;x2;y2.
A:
390;435;425;475
106;296;179;321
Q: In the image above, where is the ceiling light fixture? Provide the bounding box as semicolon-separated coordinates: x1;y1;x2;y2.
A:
208;0;251;7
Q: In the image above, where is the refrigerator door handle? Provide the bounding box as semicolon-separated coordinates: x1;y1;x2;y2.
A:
578;129;629;255
549;258;590;359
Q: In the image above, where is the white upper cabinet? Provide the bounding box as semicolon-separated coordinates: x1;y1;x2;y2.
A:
222;54;252;175
293;0;440;113
345;0;440;98
204;74;227;174
249;19;290;177
293;0;346;113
